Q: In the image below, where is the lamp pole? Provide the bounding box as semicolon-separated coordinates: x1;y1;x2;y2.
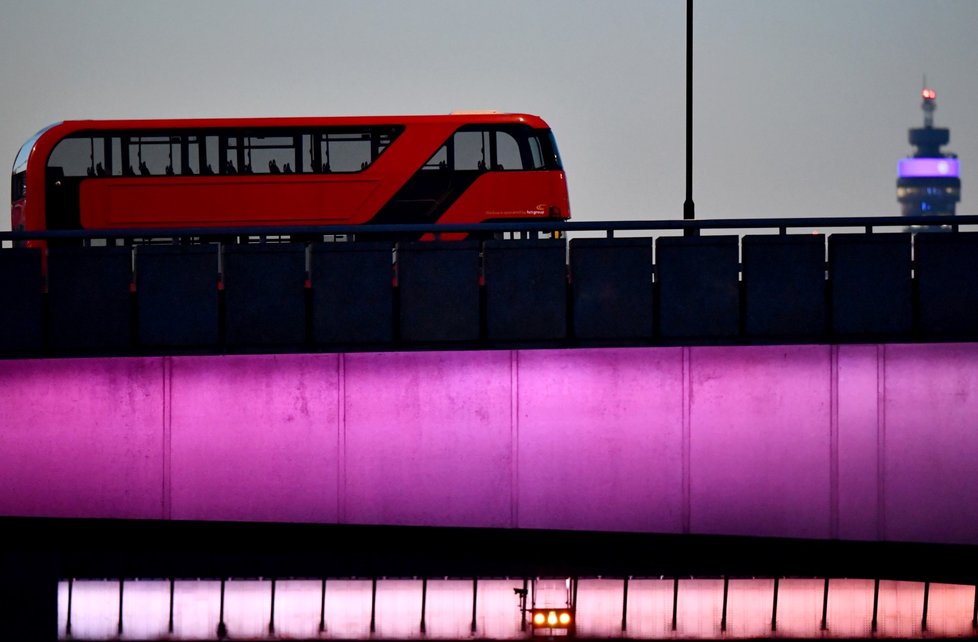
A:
683;0;697;236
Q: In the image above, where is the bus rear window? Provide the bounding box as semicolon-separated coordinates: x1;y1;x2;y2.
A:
11;171;26;201
12;122;60;175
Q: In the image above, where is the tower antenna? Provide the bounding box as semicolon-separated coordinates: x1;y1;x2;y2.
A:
921;76;936;128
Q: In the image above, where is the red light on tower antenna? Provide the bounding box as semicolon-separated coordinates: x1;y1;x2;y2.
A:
922;88;937;101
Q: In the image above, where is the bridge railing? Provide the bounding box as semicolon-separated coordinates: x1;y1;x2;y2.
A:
1;215;976;357
2;213;976;242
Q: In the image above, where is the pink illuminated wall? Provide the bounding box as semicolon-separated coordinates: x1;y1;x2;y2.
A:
3;343;978;545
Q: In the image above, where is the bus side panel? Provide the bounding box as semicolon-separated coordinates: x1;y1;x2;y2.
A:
79;177;383;228
436;171;570;224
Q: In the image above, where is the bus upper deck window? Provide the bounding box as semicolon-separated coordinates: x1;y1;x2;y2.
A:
495;131;521;170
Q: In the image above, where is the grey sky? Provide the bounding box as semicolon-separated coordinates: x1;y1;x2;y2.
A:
2;0;977;232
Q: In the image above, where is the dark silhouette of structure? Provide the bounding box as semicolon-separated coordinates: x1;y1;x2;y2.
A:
897;85;960;226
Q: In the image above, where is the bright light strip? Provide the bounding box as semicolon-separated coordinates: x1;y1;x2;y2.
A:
56;577;978;640
898;157;960;178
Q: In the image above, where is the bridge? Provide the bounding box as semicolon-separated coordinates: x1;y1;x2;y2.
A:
2;216;978;356
2;215;978;640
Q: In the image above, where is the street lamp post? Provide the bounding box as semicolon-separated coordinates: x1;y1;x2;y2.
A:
684;0;697;236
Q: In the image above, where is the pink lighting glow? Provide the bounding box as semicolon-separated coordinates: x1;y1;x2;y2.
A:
57;577;978;640
726;579;776;638
121;581;170;640
898;157;959;178
3;344;978;545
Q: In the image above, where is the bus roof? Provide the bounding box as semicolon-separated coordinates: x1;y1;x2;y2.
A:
48;113;551;132
13;113;555;175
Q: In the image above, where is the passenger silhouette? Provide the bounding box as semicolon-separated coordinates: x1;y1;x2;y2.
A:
225;160;237;174
139;161;151;176
269;159;281;174
96;162;106;177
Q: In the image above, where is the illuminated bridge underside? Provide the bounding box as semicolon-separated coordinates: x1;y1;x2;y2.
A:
57;577;978;641
2;343;978;546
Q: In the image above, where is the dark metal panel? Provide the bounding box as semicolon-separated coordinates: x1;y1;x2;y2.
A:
396;241;481;343
0;248;44;354
310;242;394;345
223;244;307;348
135;245;219;349
570;238;653;340
915;232;978;339
656;235;740;340
0;550;58;642
48;246;133;352
829;234;912;339
743;234;826;340
484;239;567;341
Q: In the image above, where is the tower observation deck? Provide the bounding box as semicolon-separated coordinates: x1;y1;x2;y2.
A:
897;86;960;223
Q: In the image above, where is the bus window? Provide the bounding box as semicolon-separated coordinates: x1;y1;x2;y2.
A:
48;136;101;177
373;129;398;158
180;135;199;175
12;171;26;201
128;136;171;176
527;135;545;169
245;135;296;174
202;135;219;175
421;127;547;173
48;138;86;176
322;131;371;172
495;130;522;170
302;134;317;173
224;136;245;174
109;137;123;176
423;144;448;171
454;130;488;170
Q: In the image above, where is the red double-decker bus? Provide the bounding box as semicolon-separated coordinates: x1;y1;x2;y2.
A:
10;113;569;243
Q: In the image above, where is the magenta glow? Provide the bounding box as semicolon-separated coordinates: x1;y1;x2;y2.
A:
2;344;978;545
898;157;959;178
